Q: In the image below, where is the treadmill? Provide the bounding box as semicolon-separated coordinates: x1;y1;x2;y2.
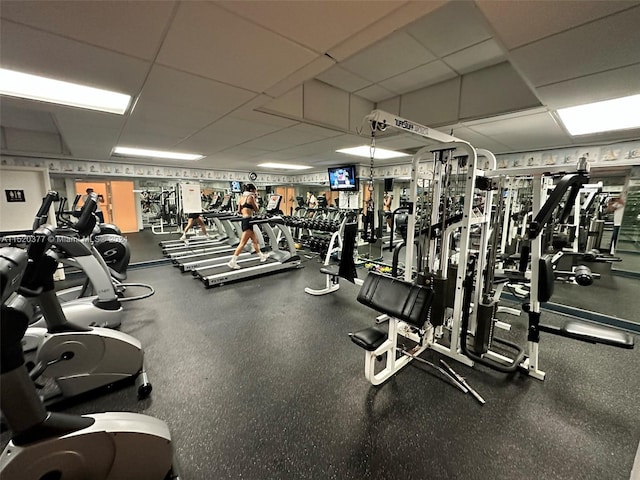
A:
181;195;284;273
174;215;264;271
198;216;301;288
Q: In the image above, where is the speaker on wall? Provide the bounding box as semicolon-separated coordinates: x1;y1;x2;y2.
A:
384;178;393;191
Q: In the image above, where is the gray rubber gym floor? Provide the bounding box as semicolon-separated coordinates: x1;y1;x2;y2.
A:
4;250;639;480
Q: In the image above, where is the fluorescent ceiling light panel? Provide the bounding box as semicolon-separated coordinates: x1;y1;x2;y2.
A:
0;68;131;115
337;146;410;159
557;94;640;135
257;162;311;170
114;146;203;161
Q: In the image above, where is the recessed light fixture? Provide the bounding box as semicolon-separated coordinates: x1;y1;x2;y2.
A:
114;146;203;161
257;162;312;170
336;146;410;159
0;68;131;115
557;94;640;136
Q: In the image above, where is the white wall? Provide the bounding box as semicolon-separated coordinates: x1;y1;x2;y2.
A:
0;166;52;232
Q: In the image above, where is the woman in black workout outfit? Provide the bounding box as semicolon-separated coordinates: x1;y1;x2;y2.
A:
227;183;269;269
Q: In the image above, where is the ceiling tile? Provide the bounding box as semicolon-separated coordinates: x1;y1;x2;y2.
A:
0;20;150;94
315;66;372;93
0;0;176;60
468;112;572;150
535;63;640;109
304;80;350;131
215;0;401;53
350;95;375;134
175;116;287;153
136;65;256;119
241;126;331;152
54;110;126;159
0;103;58;132
510;6;640;87
354;85;396;103
340;31;436;83
116;131;187;151
125;101;212;138
328;1;447;61
157;2;318;93
230;98;299;129
374;133;433;151
379;60;457;94
401;77;461;127
435;124;512;153
293;123;345;139
265;55;335;98
443;39;505;75
406;0;492;56
477;0;639;50
459;62;540;120
260;86;304;121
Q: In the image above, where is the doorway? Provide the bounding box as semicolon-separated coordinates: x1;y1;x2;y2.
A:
75;180;138;233
275;186;296;215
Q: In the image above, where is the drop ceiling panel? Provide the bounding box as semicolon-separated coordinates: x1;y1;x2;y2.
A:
4;129;63;154
265;55;335;98
374;134;433;151
260;86;304;120
510;6;640;87
230;105;299;129
156;2;317;93
535;63;640;108
220;146;273;159
477;0;639;50
379;60;457;94
568;127;640;146
350;95;375;133
400;77;461;127
468;112;572;150
116;131;186;151
303;81;350;130
138;66;256;116
175;116;287;153
442;39;505;75
354;85;396;103
293;123;345;139
340;31;436;83
54;110;125;159
406;0;491;56
0;20;150;94
327;0;446;61
125;101;211;139
316;66;372;93
435;124;512;153
0;0;176;60
241;125;333;151
0;103;58;132
459;62;540;120
215;0;401;53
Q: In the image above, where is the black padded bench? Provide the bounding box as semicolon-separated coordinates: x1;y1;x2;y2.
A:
349;272;433;351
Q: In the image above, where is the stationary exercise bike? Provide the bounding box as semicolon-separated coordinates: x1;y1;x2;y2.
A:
0;243;179;479
15;224;152;405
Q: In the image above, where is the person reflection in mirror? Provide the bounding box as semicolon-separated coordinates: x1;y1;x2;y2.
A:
82;188;105;223
607;195;625;254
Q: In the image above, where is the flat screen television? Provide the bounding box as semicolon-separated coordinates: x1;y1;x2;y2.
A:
230;181;242;193
328;165;358;192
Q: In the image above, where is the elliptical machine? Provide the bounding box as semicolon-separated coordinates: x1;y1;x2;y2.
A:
13;220;152;404
0;240;179;479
